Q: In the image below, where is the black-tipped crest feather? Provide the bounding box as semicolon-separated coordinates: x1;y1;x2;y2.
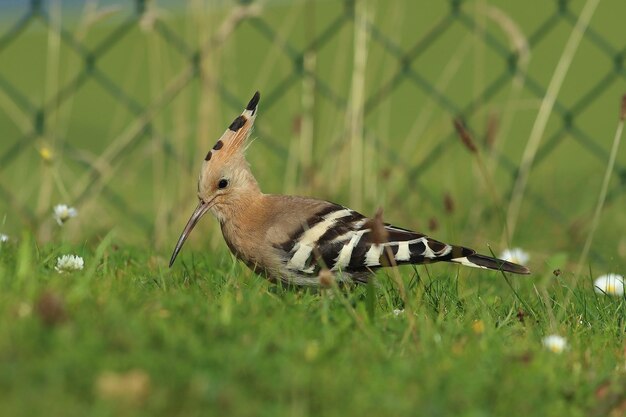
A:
246;91;261;113
229;115;247;131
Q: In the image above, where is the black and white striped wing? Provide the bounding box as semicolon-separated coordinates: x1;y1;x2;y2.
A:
276;204;475;279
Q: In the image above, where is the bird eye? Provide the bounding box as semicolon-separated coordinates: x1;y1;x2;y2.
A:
218;179;229;189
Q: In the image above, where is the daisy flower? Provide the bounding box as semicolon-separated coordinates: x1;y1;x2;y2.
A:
499;248;530;265
593;274;625;296
55;255;84;273
53;204;78;226
542;334;567;354
0;234;9;243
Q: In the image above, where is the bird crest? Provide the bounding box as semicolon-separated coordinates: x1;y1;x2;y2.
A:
202;91;260;165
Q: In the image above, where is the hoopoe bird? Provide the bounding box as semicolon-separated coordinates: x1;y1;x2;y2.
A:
169;92;530;285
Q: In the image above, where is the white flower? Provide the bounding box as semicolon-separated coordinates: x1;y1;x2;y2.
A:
542;334;567;353
392;309;404;317
594;274;625;296
55;255;84;273
0;234;9;243
53;204;78;226
499;248;530;265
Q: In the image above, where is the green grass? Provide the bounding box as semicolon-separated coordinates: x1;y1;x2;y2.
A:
1;235;624;417
1;1;626;415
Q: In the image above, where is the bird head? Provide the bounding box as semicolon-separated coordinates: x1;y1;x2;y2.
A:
169;91;261;267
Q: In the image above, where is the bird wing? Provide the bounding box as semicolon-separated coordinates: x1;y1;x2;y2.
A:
270;200;475;278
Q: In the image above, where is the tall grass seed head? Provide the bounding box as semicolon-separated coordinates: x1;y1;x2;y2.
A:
363;208;388;245
318;268;334;288
453;118;478;153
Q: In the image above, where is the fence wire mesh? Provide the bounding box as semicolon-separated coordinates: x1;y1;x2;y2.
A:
0;0;625;267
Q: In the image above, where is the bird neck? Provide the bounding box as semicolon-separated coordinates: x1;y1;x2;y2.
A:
216;187;268;269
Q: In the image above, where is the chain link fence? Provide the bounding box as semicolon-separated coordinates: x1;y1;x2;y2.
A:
0;0;625;266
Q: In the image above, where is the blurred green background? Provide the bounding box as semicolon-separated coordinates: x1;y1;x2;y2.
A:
1;0;625;272
1;3;626;416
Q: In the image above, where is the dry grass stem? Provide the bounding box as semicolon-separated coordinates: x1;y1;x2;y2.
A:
453;119;511;245
348;0;369;209
505;0;600;241
299;51;316;193
575;94;625;278
400;37;473;156
483;4;529;87
484;112;499;149
481;4;530;179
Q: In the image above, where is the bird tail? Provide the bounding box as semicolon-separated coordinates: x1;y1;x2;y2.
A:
449;252;530;275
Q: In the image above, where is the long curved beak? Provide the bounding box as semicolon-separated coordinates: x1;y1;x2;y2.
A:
169;201;211;267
